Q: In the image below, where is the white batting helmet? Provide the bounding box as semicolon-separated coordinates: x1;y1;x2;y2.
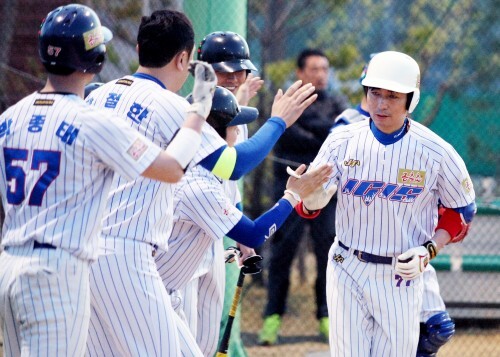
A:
361;51;420;113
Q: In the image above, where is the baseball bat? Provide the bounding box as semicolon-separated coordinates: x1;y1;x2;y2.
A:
216;270;245;356
216;255;262;356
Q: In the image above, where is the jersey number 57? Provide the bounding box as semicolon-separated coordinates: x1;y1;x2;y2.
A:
3;148;61;206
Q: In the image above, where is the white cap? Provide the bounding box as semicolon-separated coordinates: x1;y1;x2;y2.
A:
361;51;421;113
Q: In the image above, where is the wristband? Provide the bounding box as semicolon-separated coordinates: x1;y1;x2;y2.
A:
422;240;438;260
284;189;301;203
165;128;201;169
295;201;321;219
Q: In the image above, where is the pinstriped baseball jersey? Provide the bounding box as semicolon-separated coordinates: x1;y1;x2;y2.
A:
0;91;160;357
331;109;449;324
421;264;446;321
312;119;475;256
86;75;225;248
178;241;226;356
0;92;160;260
155;164;242;291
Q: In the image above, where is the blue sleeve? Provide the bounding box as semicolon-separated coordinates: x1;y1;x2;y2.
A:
226;198;293;248
199;117;286;179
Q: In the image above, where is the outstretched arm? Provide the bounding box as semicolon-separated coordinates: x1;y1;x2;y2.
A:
199;81;318;180
225;164;332;247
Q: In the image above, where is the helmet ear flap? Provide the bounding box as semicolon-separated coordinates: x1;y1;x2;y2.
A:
408;88;420;113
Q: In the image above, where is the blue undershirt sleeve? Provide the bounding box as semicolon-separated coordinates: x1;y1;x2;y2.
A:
226;198;293;248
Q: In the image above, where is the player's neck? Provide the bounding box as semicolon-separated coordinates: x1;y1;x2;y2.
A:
136;64;185;92
41;73;91;98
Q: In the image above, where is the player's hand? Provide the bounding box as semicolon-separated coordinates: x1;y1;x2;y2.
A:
287;166;337;211
236;73;264;106
236;243;256;267
224;246;241;264
187;60;217;118
301;183;337;211
271;81;317;128
285;164;332;203
395;246;430;280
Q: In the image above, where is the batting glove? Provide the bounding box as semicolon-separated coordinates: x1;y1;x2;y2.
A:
187;60;217;118
395;243;437;280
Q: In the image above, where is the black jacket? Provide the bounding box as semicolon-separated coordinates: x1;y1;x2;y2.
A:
273;89;348;178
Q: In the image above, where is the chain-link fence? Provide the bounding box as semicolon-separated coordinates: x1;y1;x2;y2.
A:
0;0;498;356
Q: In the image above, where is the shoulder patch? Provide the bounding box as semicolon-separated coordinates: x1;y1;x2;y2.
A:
33;99;55;106
461;177;472;194
397;168;426;187
116;78;134;86
127;138;148;161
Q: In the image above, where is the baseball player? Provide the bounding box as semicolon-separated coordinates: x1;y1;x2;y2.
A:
84;10;318;357
0;4;216;357
332;62;456;357
155;86;333;356
304;51;476;356
197;31;264;355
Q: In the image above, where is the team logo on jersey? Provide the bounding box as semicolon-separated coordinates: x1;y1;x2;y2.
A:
342;178;424;206
344;159;360;167
33;99;55;106
127;138;148;160
332;253;345;263
461;177;472;194
83;27;104;50
397;169;425;187
116;79;134;86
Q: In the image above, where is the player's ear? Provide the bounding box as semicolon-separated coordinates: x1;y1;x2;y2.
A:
135;44;139;54
177;50;191;71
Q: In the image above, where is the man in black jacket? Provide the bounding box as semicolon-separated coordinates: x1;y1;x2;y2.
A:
259;49;348;345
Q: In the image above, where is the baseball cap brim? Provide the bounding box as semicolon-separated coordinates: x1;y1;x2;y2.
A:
212;59;257;73
361;77;414;93
228;106;259;126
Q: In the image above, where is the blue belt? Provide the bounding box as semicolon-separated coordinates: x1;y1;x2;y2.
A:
338;241;392;265
33;241;57;250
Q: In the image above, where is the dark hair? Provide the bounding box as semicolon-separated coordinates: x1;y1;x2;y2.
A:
364;86;414;110
206;114;229;140
137;10;194;68
297;49;328;70
43;64;75;75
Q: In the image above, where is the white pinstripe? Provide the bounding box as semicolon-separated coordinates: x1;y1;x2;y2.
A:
85;76;224;356
155;164;242;356
420;265;446;322
0;92;159;356
312;119;475;356
0;244;90;356
327;241;423;357
334;108;448;324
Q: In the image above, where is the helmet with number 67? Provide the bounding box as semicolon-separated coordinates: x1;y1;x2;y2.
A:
361;51;420;113
38;4;113;75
